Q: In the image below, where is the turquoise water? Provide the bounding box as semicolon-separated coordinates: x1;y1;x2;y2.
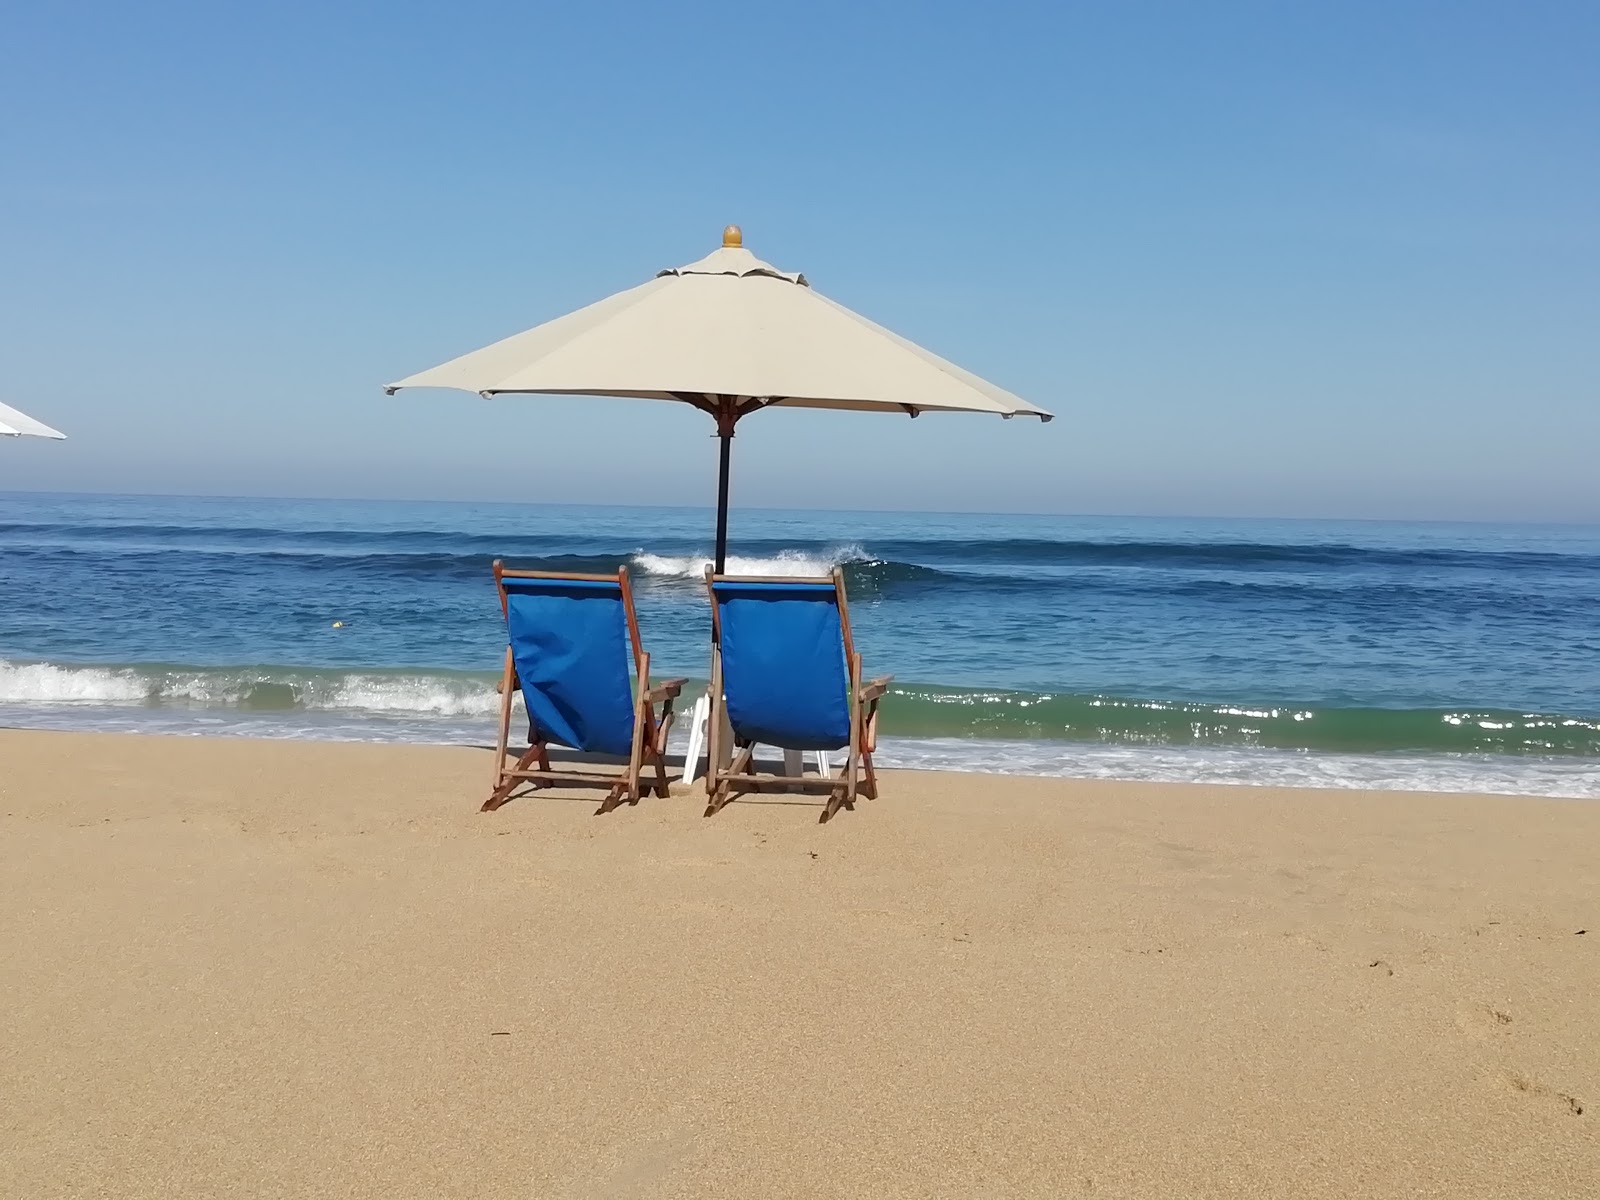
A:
3;493;1598;795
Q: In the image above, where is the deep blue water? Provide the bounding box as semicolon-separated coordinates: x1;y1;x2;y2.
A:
3;493;1598;795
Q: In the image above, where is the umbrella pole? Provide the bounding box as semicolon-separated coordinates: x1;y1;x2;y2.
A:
709;406;738;784
713;409;735;574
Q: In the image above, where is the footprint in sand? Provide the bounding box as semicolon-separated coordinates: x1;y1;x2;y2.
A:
1503;1071;1584;1117
591;1127;697;1196
1454;1004;1514;1038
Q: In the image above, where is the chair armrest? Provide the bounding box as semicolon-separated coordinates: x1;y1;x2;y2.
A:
858;675;893;703
644;677;688;703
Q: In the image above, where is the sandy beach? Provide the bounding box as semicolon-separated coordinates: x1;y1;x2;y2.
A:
3;728;1596;1197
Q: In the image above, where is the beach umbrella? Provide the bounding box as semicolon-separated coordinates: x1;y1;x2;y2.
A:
0;400;65;440
385;227;1051;570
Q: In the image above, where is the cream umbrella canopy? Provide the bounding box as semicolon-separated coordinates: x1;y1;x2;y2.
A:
386;227;1050;569
0;401;66;440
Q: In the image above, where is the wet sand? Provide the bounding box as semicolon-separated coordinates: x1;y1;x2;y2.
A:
3;729;1596;1197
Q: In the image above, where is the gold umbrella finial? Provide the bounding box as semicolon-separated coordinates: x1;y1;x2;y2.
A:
722;224;743;248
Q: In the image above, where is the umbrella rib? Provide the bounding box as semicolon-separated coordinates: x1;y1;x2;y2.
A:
669;391;722;418
666;393;784;426
735;397;779;419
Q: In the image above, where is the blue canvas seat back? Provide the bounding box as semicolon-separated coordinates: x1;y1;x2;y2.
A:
502;578;636;757
714;582;851;751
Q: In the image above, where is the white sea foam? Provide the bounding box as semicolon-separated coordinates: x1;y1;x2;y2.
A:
870;738;1600;799
0;661;152;703
318;675;499;717
630;545;867;579
0;659;500;717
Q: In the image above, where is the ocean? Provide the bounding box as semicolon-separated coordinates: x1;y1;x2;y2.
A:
2;492;1598;797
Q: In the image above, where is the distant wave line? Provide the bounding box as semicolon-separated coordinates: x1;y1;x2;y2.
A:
0;543;958;586
5;522;1598;574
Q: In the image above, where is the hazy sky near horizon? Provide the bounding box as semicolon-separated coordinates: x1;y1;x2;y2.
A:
1;1;1596;521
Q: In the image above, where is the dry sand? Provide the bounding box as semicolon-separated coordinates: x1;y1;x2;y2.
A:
2;728;1597;1197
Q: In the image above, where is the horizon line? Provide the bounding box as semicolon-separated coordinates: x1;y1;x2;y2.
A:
0;486;1597;529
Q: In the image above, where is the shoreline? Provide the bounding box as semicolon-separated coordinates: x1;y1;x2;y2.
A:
4;710;1599;799
9;723;1600;805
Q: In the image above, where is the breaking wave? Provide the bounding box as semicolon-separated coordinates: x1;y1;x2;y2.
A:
627;545;950;588
630;545;859;579
0;660;500;716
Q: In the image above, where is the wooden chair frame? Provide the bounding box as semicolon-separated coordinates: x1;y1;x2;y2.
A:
485;561;685;814
703;567;892;823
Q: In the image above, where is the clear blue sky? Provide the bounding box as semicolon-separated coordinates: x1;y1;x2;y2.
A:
1;1;1595;520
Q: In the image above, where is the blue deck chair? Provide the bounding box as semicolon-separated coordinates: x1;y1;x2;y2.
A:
703;567;892;823
486;562;685;813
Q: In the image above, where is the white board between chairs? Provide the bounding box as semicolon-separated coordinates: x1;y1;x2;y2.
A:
680;692;831;784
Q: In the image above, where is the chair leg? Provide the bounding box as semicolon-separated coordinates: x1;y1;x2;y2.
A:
703;704;720;802
861;702;880;798
701;713;720;816
820;783;844;823
703;770;728;817
651;736;672;799
654;703;676;797
622;699;647;809
822;653;862;824
487;648;516;809
483;779;514;813
597;781;628;815
831;696;860;822
704;653;723;801
705;743;753;816
822;759;857;824
704;772;731;816
483;745;544;812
